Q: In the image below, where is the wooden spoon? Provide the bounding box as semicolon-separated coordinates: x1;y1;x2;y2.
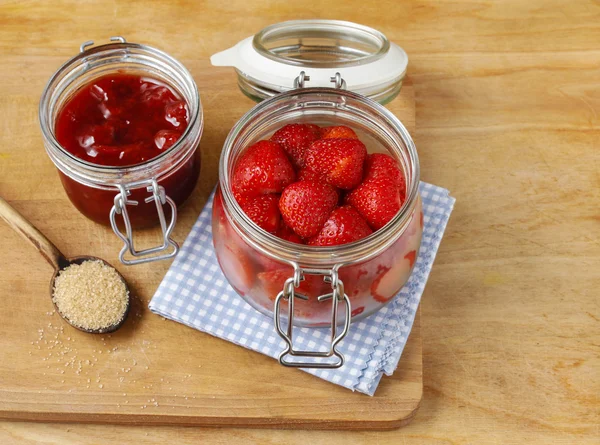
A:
0;196;130;333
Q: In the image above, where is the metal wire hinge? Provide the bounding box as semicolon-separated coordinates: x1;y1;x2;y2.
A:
330;72;347;89
293;71;310;88
80;36;126;53
293;71;347;90
274;265;351;369
109;179;179;265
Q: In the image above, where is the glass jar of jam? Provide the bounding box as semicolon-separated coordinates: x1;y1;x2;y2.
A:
211;20;419;368
39;37;203;264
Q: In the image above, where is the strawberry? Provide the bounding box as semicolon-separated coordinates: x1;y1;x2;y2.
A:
351;306;365;317
371;252;416;303
304;138;367;189
320;125;359;140
279;180;338;238
154;129;182;151
363;153;406;193
232;140;296;203
258;268;329;303
297;167;327;183
345;177;404;230
371;265;393;303
339;265;371;298
404;250;417;268
305;123;321;137
297;168;341;202
276;221;304;244
308;205;372;246
270;123;320;168
216;243;255;296
164;100;188;129
212;190;226;225
239;194;281;234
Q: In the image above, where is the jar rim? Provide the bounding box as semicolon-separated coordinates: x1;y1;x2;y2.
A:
219;87;420;268
252;19;391;68
39;40;203;185
210;20;408;104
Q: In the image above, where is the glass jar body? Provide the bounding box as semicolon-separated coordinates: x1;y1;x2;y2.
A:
213;188;422;326
213;88;421;326
39;40;203;230
58;150;200;227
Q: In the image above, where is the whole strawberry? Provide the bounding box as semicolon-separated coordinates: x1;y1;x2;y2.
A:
217;243;255;296
232;140;296;203
304;138;367;189
258;268;330;307
279;180;338;238
297;167;326;183
305;123;321;136
239;194;281;234
320;125;359;140
297;168;341;200
276;221;304;244
371;250;416;303
270;123;320;168
345;177;404;230
308;205;372;246
363;153;406;194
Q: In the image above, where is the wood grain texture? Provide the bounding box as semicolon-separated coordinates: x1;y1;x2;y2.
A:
0;0;599;443
0;0;421;433
0;196;67;271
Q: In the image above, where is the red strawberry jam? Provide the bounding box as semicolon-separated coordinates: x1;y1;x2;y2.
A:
55;73;189;166
53;73;200;228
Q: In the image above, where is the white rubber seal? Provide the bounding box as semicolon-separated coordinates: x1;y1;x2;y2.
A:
211;36;408;97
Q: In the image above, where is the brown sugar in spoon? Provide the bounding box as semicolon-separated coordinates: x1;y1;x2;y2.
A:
0;196;130;333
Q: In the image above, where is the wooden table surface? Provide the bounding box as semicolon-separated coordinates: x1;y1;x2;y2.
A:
0;0;598;443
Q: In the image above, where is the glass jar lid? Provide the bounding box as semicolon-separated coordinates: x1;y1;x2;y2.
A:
211;20;408;104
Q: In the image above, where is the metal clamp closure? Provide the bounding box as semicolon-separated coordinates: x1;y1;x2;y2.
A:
293;71;347;90
109;179;179;265
330;72;347;89
80;36;127;53
293;71;310;88
274;265;351;369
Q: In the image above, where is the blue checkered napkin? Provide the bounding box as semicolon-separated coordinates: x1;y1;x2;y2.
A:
149;182;454;395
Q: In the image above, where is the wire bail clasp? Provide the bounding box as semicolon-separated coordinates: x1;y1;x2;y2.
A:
274;265;351;369
330;72;347;89
80;36;127;53
109;179;179;265
293;71;311;88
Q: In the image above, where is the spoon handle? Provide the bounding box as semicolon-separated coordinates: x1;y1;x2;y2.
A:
0;197;69;271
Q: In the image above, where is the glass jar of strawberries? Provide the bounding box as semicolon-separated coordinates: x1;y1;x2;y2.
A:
212;21;419;367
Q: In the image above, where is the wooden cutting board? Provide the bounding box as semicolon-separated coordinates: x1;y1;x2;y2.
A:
0;70;420;429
